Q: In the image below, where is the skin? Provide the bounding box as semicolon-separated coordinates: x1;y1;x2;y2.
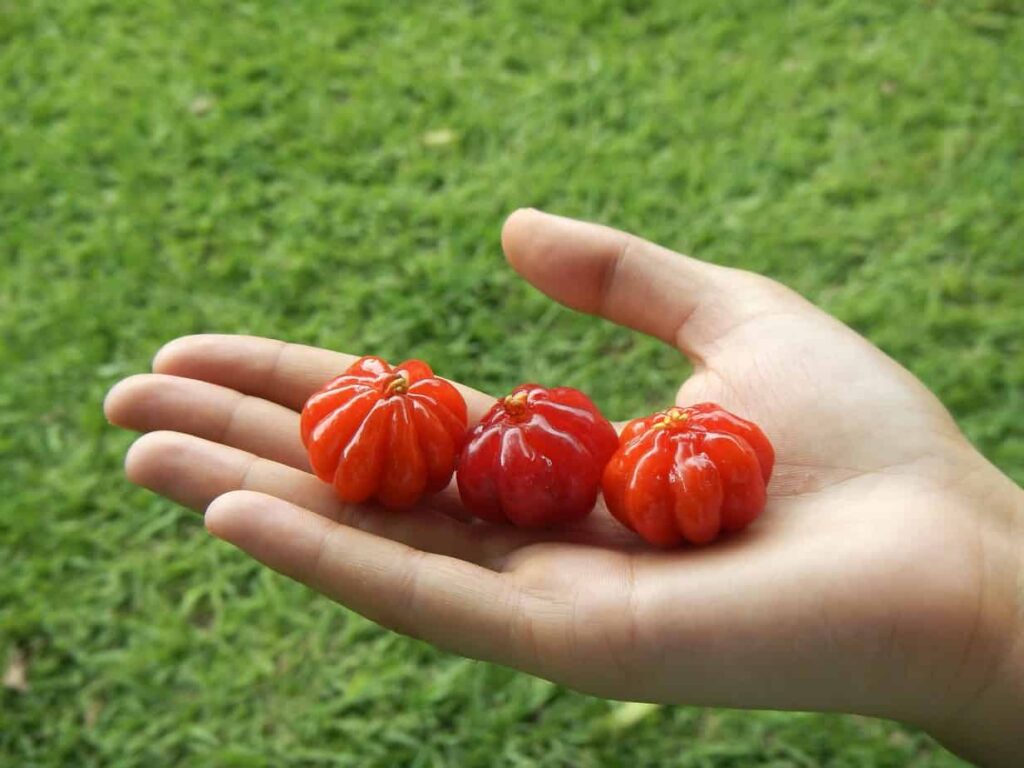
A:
104;209;1024;766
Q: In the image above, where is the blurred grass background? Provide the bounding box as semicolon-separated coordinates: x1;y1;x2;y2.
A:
2;0;1022;765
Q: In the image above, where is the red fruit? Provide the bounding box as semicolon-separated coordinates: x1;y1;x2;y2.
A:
300;356;468;510
602;403;774;547
456;384;618;527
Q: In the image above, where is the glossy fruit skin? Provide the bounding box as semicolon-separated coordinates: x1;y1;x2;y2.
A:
602;403;774;547
300;356;468;510
456;384;619;527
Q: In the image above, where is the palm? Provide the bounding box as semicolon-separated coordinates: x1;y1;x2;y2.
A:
105;209;1001;733
481;299;982;713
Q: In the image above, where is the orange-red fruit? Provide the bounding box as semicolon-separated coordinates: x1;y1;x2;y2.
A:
602;403;774;547
300;356;468;510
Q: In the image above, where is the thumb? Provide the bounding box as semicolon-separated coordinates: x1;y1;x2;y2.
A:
501;208;800;359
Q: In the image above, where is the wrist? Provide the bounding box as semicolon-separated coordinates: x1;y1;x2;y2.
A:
924;475;1024;766
930;634;1024;766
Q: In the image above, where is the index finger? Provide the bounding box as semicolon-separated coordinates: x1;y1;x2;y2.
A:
153;334;497;421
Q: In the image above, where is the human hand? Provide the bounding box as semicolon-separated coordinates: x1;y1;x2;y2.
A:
104;209;1023;765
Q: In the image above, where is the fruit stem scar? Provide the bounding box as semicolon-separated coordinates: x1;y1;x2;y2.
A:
384;373;409;396
503;390;529;417
652;407;689;430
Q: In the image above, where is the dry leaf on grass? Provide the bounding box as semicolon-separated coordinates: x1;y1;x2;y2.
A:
3;648;29;693
422;128;458;147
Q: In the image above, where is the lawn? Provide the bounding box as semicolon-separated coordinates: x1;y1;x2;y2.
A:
2;0;1022;765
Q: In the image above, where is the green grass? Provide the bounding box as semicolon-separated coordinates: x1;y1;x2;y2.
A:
2;0;1022;765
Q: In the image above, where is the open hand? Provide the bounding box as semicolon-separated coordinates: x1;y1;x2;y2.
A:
104;209;1023;764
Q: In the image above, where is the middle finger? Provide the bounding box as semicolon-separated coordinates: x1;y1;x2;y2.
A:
125;430;525;568
105;373;309;470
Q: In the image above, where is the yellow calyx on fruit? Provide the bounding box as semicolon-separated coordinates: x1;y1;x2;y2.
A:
384;374;410;396
651;407;689;431
503;390;529;418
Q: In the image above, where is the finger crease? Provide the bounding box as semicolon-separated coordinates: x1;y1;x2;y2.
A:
307;521;340;589
596;234;633;319
219;394;249;444
393;549;428;635
264;340;291;402
236;454;261;492
613;558;641;679
671;300;706;361
507;589;543;673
